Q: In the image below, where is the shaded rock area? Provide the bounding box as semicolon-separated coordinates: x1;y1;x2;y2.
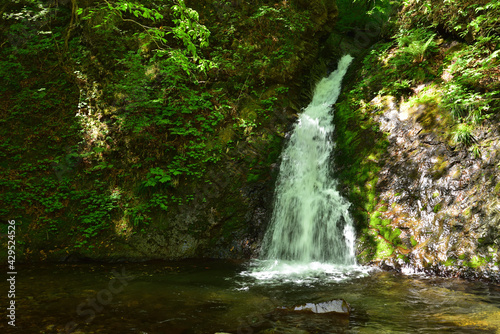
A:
366;94;500;279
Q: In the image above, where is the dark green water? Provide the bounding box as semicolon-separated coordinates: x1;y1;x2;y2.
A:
1;260;500;334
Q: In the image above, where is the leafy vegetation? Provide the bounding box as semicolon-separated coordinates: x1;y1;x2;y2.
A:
0;0;325;259
395;28;437;63
452;123;476;147
335;0;394;33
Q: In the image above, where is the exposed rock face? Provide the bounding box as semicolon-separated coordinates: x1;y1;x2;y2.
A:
368;94;500;279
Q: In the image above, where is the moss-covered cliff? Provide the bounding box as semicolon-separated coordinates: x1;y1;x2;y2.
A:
334;0;500;280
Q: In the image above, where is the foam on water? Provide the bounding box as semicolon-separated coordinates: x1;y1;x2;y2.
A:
243;260;372;285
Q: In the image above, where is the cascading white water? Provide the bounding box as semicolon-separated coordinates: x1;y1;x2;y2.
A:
255;55;357;277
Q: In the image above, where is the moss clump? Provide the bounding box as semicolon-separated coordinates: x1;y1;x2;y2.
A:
494;181;500;194
433;203;442;213
431;157;450;180
375;238;394;258
410;235;418;247
380;227;401;242
443;258;456;266
379;205;388;212
467;255;488;269
369;211;382;226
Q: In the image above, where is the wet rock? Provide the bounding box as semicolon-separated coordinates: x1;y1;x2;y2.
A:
359;90;500;280
290;300;351;315
268;300;351;333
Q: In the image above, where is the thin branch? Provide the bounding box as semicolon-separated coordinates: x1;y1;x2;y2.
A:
102;0;171;51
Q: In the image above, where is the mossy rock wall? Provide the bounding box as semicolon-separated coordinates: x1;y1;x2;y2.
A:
334;0;500;280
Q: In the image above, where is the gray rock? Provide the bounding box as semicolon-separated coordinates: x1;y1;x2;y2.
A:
292;299;351;315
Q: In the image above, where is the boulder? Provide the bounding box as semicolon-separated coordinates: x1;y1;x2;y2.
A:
292;299;351;315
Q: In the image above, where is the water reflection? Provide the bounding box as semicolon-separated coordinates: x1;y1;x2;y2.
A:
0;261;499;334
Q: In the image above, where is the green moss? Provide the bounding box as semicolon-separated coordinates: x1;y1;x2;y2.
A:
431;157;450;179
370;218;382;227
467;255;487;269
443;258;456;266
365;193;377;212
380;227;401;243
375;238;394;259
370;214;382;227
433;203;441;213
410;235;418;247
494;181;500;194
463;207;471;217
406;84;441;106
381;219;392;227
397;253;408;261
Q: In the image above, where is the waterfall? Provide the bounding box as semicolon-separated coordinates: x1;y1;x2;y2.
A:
260;55;356;266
